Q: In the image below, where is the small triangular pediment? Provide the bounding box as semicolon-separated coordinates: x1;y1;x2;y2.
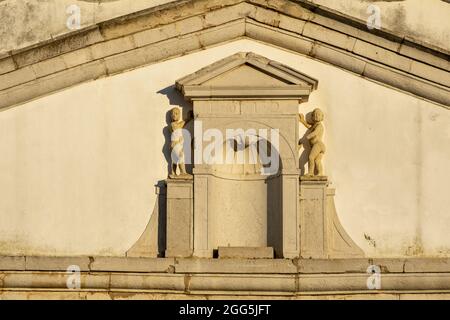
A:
202;64;291;87
176;52;318;100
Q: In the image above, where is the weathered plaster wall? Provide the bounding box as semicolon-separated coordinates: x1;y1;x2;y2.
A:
0;39;448;257
310;0;450;51
1;0;449;55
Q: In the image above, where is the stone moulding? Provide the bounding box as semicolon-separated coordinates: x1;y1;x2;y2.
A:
2;256;450;298
0;0;448;109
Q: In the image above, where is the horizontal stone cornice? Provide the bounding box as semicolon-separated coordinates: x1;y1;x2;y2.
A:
0;0;448;110
2;256;450;296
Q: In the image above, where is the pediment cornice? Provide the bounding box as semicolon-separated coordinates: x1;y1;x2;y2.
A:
0;0;448;109
175;52;318;100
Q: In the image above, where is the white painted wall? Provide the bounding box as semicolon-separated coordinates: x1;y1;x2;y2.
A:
0;39;448;257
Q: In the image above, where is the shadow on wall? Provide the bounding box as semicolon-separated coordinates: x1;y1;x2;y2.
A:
156;180;167;257
265;143;283;258
157;85;194;175
298;111;314;176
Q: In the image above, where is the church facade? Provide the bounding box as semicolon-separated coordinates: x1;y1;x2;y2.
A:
0;0;449;299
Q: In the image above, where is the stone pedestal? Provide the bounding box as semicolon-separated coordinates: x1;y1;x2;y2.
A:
299;176;364;259
299;177;330;259
165;178;194;258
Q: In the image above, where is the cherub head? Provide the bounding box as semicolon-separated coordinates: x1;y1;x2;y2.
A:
312;108;324;123
170;107;181;122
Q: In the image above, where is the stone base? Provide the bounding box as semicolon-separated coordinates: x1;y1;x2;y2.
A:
3;256;450;299
299;177;364;259
165;179;194;258
218;247;274;259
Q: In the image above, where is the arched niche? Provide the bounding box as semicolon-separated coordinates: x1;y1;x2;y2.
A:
205;135;283;256
174;52;318;258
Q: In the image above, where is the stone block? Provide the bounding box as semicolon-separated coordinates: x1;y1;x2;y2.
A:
61;47;94;68
278;14;306;34
0;256;25;271
197;20;245;47
399;43;449;70
371;258;405;273
90;36;136;60
410;61;450;87
249;0;313;20
1;272;109;290
25;256;91;271
0;66;36;90
311;14;402;52
299;178;329;259
252;6;281;28
13;27;103;67
303;22;356;51
380;273;450;291
31;56;67;78
166;179;194;258
404;258;450;273
353;40;412;72
203;3;250;28
363;63;450;106
218;247;274;259
246;21;313;56
133;24;178;48
104;46;147;75
0;57;16;75
174;258;297;274
297;259;370;274
90;257;175;273
109;273;185;291
298;274;368;292
311;43;366;75
189;274;296;292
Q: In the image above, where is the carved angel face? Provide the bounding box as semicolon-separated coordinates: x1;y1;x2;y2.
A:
171;107;181;121
313;108;324;122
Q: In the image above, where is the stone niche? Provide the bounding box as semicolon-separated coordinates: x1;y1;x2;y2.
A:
163;52;363;259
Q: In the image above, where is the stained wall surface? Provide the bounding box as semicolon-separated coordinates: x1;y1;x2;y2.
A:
1;0;449;55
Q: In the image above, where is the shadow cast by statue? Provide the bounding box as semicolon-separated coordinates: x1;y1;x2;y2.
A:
298;111;314;176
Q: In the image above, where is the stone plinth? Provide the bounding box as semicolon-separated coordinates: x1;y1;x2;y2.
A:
299;176;364;259
165;178;194;258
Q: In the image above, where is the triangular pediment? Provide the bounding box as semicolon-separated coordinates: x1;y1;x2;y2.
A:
1;1;448;109
176;52;318;100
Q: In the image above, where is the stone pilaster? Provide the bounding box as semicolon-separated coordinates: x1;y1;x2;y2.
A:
299;176;330;259
165;178;194;258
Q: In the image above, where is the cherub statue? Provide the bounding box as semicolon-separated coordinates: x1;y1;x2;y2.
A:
169;107;193;179
298;108;326;177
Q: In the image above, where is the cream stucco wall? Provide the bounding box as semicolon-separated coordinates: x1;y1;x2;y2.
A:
0;39;448;257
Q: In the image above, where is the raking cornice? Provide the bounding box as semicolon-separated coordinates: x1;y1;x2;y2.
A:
0;0;448;109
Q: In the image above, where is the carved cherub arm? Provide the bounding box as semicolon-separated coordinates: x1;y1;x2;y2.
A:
298;113;311;129
306;123;323;140
306;130;318;140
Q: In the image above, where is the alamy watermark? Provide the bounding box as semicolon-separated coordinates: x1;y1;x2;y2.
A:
171;120;281;176
366;265;382;290
366;4;381;30
66;264;81;290
66;4;81;31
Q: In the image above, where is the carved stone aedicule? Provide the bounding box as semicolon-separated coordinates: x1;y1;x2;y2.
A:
159;52;363;259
